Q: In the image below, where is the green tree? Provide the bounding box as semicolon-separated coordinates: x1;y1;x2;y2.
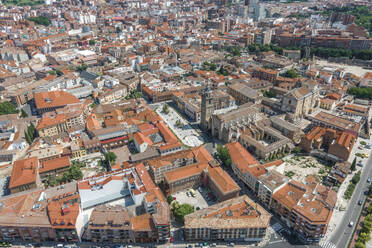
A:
89;40;96;46
361;220;372;233
76;64;88;72
162;104;169;114
20;109;28;118
0;101;18;115
280;69;299;78
351;157;357;171
173;203;194;223
355;242;366;248
358;232;371;243
69;164;83;180
209;63;217;71
24;130;31;145
27;16;51;26
367;205;372;215
56;69;63;77
217;144;232;167
166;195;174;204
104;152;117;164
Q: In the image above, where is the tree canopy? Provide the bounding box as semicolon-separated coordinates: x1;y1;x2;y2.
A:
280;69;299;78
173;203;194;223
0;102;18;115
104;152;117;164
348;87;372;100
217;144;232;168
27;16;51;26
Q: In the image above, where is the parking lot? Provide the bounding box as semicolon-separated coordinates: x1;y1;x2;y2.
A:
171;187;218;210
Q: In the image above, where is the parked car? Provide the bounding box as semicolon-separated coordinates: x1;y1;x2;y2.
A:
349;221;354;227
368;178;371;183
358;200;363;205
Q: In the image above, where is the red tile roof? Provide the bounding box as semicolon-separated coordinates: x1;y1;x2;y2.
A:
9;157;38;189
34;91;80;110
39;156;70;174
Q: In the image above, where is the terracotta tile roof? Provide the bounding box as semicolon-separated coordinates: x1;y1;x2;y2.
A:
272;180;306;210
34;91;80;110
164;163;208;183
262;159;284;168
192;146;214;163
134;132;153;146
144;187;166;203
207;166;240;194
9;157;38;189
36;114;67;129
136;163;156;191
185;195;271;229
0;189;50;227
131;213;153;231
39;156;70;174
155;121;178;144
226;142;259;173
47;192;80;229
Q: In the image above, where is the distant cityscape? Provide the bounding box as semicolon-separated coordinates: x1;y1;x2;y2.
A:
0;0;370;247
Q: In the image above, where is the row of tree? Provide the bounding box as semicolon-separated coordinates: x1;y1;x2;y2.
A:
348;87;372;100
344;171;361;199
24;123;37;145
355;186;372;248
27;16;51;26
0;102;18;116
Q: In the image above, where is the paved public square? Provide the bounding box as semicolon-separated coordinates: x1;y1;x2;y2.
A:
156;104;204;147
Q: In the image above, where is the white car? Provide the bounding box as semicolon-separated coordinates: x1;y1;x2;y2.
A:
349;221;354;227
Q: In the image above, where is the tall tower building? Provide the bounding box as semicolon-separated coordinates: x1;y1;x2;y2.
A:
201;84;214;131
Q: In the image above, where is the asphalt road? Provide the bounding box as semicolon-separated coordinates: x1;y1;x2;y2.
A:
329;153;372;248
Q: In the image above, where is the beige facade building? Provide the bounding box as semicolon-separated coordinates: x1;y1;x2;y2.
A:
184;195;271;242
280;86;319;121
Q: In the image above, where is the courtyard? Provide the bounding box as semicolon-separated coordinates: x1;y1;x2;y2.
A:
156;104;204;147
281;155;331;182
171;188;210;211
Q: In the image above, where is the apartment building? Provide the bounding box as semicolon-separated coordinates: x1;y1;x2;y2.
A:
252;67;278;82
225;142;262;192
0;189;56;242
257;170;288;207
147;146;213;184
34;91;80;114
83;205;134;243
47;192;80;243
300;126;356;161
164;163;209;194
9;157;40;194
184;195;271;242
37;114;68;138
271;177;336;243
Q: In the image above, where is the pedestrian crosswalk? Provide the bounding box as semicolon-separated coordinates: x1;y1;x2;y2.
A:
320;241;336;248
